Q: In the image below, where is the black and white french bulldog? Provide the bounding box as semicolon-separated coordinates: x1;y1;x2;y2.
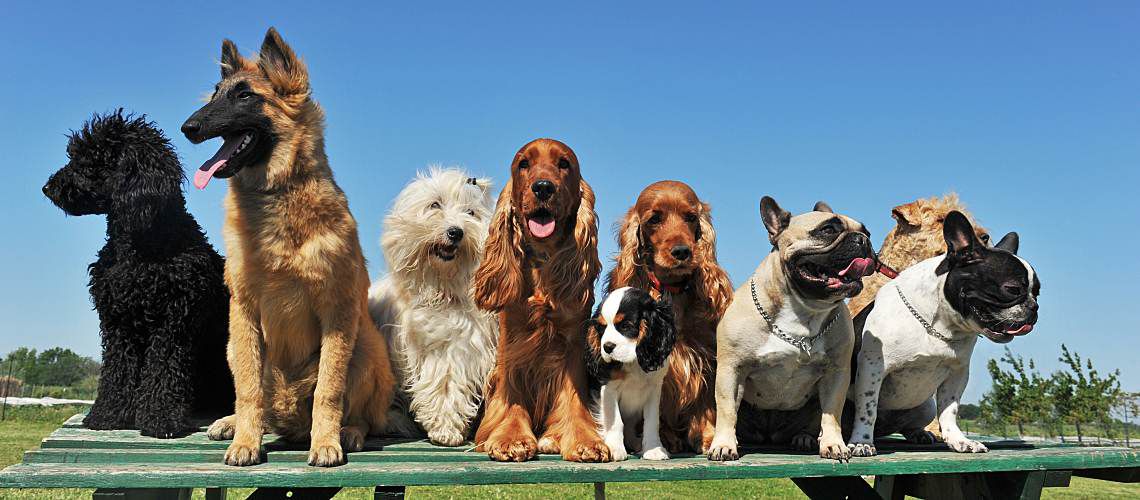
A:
847;211;1040;456
708;197;877;462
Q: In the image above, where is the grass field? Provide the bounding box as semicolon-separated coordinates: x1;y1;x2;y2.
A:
0;406;1135;499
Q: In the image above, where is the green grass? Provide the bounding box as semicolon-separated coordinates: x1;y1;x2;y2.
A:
0;407;1134;499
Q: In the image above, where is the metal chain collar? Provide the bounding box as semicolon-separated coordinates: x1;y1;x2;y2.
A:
895;285;959;342
749;278;837;355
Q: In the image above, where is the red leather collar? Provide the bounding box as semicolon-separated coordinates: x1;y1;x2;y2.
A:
876;260;899;279
648;272;688;295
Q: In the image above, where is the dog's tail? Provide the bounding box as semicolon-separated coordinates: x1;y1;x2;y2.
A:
266;360;319;442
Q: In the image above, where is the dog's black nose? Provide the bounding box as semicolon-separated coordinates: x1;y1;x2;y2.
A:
602;342;616;354
532;180;556;201
446;226;464;242
671;245;692;261
180;120;201;138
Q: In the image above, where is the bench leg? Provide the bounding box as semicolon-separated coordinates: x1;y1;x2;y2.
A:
375;485;406;498
875;471;1050;500
791;476;880;500
594;482;606;500
93;489;191;500
246;488;341;500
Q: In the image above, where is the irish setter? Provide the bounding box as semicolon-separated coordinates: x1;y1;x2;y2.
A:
607;180;734;453
472;138;609;462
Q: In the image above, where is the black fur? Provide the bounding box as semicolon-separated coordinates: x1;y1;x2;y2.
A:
42;111;234;438
635;295;676;373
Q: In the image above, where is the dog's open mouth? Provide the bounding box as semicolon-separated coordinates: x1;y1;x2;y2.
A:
973;305;1035;342
431;242;459;261
526;208;557;239
795;255;875;295
193;132;256;189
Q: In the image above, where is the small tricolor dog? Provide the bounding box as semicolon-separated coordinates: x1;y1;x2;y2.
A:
585;287;677;461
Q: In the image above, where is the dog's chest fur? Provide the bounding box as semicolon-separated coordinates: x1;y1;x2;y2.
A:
738;307;845;410
605;364;668;420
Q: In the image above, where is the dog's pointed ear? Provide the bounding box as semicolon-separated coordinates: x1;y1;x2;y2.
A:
760;196;791;246
636;295;676;373
220;39;247;79
813;201;833;213
936;211;984;274
995;232;1019;254
258;27;310;96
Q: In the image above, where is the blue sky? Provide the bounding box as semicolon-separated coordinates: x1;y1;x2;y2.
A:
2;2;1136;402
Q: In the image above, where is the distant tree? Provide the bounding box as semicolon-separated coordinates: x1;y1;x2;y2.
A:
1055;344;1122;444
958;403;981;420
986;348;1053;438
1114;392;1139;447
980;358;1016;437
1;347;38;380
24;348;99;387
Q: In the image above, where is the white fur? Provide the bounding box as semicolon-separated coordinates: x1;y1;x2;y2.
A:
846;255;1036;456
595;288;670;461
368;167;498;447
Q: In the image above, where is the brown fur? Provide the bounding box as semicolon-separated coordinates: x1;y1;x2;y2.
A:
202;28;394;467
472;139;609;463
847;193;989;441
606;180;734;453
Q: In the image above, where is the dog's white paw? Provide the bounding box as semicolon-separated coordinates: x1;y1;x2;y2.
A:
847;442;877;457
605;438;628;462
641;446;670;461
820;437;851;462
206;416;235;441
428;427;466;447
706;436;739;462
947;438;988;453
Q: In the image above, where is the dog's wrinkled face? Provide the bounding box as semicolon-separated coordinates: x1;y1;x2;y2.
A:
632;181;704;284
937;211;1040;343
761;197;876;302
43;111;181;222
592;287;676;372
181;28;309;189
510;138;583;248
383;168;492;271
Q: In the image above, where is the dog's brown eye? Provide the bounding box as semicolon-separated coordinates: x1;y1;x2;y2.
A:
1003;284;1024;296
465;209;476;217
238;90;255;99
684;213;698;223
429;202;441;210
647;213;662;225
980;233;991;244
518;159;529;169
558;158;571;170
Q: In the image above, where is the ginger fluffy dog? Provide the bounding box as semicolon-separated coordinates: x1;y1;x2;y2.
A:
369;167;498;446
181;28;394;467
606;181;733;453
472;138;610;463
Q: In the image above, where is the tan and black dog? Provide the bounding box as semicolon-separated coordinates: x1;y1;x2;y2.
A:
708;197;875;462
181;28;395;467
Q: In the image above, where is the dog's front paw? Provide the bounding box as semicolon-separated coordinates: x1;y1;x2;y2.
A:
605;437;628;462
224;441;262;466
946;438;988;453
536;436;560;454
706;436;739;462
341;427;366;452
790;432;818;452
139;416;192;439
904;429;938;445
207;416;236;441
428;427;466;447
308;441;346;467
642;446;670;461
847;442;877;457
486;436;538;462
565;438;612;463
819;437;850;462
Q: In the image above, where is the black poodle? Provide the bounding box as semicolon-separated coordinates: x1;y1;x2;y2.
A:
42;110;234;438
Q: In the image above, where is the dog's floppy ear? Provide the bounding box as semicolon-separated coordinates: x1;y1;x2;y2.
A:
220;39;249;79
995;232;1019;254
258;27;310;96
636;295;676;373
760;195;791;246
548;178;602;312
608;205;644;290
936;211;985;274
583;313;609;384
694;202;734;318
472;178;524;311
111;115;183;233
891;201;921;230
813;201;833;213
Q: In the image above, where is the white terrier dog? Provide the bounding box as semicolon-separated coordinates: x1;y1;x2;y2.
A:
369;167;498;446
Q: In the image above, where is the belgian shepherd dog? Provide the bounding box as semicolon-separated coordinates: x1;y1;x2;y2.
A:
181;27;394;467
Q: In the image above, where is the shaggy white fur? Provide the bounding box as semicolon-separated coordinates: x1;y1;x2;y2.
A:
368;167;499;446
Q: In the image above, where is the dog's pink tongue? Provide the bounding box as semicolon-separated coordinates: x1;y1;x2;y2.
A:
839;257;875;278
527;219;556;238
193;137;243;190
1007;324;1034;336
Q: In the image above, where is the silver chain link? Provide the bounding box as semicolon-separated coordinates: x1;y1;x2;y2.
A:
895;285;959;342
749;278;837;355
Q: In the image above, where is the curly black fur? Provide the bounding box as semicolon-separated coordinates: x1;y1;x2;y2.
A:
635;296;676;373
42;110;234;438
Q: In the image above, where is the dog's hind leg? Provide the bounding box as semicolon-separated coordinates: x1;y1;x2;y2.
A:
84;326;144;430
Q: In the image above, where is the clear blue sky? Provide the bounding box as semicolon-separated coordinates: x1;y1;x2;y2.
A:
2;2;1136;402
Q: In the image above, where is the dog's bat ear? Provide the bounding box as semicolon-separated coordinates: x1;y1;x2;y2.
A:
995;232;1019;254
937;211;985;274
220;39;247;79
760;196;791;246
813;201;833;213
258;27;310;96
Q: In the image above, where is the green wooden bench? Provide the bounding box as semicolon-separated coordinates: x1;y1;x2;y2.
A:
1;414;1136;499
